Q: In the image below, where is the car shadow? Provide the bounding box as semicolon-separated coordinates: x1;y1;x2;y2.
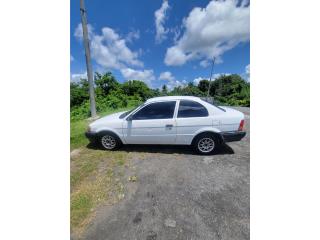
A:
86;142;234;155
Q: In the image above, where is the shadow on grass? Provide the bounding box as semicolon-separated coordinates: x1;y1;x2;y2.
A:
86;142;234;155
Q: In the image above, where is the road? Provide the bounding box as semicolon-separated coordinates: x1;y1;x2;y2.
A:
82;107;250;240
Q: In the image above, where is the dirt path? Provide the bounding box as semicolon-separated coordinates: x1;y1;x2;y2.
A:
81;107;250;240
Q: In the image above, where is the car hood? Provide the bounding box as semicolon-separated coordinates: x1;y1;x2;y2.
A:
91;111;126;125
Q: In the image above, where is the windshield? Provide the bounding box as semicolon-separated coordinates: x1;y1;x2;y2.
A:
119;105;142;119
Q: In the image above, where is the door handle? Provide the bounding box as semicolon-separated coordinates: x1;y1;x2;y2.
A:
165;124;174;129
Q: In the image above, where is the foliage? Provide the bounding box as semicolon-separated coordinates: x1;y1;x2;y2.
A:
122;80;154;101
70;79;89;108
197;74;250;106
169;82;205;97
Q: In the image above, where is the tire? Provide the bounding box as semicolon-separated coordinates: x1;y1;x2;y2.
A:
193;133;220;155
99;132;122;150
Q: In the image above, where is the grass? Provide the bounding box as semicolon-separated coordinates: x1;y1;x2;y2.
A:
70;106;134;150
70;148;129;236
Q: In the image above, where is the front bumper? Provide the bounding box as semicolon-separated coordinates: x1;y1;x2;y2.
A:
221;131;246;142
85;131;98;142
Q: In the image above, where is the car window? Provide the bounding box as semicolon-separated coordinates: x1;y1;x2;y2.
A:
119;105;142;119
178;100;208;118
132;101;176;120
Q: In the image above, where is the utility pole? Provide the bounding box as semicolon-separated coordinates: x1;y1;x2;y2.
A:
206;57;216;100
80;0;96;117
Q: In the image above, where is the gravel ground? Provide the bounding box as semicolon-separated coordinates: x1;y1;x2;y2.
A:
82;107;250;240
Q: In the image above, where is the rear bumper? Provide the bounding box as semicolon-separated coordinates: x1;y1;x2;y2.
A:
221;131;246;142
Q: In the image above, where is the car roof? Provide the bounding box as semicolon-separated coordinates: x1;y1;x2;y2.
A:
145;96;201;103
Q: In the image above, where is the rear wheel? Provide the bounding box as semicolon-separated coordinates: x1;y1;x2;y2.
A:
193;133;220;155
99;133;121;150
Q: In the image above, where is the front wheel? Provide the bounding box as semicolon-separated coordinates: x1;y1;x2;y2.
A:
193;133;219;155
99;133;121;150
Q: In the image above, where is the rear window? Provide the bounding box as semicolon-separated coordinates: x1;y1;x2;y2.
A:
178;100;208;118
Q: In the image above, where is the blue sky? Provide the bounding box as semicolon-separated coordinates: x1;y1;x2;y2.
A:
71;0;250;89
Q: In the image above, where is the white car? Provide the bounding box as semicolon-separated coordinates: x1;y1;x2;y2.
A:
85;96;246;155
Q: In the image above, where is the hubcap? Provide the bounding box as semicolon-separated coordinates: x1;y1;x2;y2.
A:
198;137;215;153
101;135;116;149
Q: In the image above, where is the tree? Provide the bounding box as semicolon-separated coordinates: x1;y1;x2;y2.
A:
95;72;120;96
122;80;153;101
161;85;168;95
211;74;250;106
170;83;204;96
70;79;89;108
198;79;209;93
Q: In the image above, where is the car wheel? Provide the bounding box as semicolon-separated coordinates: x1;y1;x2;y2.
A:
99;133;121;150
193;133;219;155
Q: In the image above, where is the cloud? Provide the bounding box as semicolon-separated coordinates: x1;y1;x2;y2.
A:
74;23;94;39
158;71;187;90
159;71;175;81
71;72;87;83
245;64;250;82
193;77;205;86
199;60;210;68
126;29;140;43
164;0;250;66
120;68;155;86
74;24;143;70
155;0;170;43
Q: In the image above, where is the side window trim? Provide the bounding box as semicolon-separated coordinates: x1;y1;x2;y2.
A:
177;100;209;118
131;100;176;120
173;100;180;119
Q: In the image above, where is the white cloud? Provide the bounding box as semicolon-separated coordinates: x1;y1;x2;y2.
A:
126;29;140;43
245;64;250;82
155;0;170;43
74;24;143;70
164;0;249;66
120;68;155;86
74;23;94;39
193;77;205;86
199;60;210;68
71;72;87;83
158;71;187;90
159;71;174;81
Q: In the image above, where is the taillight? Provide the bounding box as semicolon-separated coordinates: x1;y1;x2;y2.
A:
238;119;244;131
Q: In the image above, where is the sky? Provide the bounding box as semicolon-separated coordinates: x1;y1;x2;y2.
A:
71;0;250;89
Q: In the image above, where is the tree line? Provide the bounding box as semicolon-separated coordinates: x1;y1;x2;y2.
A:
71;72;250;120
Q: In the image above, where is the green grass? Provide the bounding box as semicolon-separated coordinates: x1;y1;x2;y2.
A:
70;107;134;150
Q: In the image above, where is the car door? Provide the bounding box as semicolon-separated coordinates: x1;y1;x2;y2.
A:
175;100;212;144
123;101;177;144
